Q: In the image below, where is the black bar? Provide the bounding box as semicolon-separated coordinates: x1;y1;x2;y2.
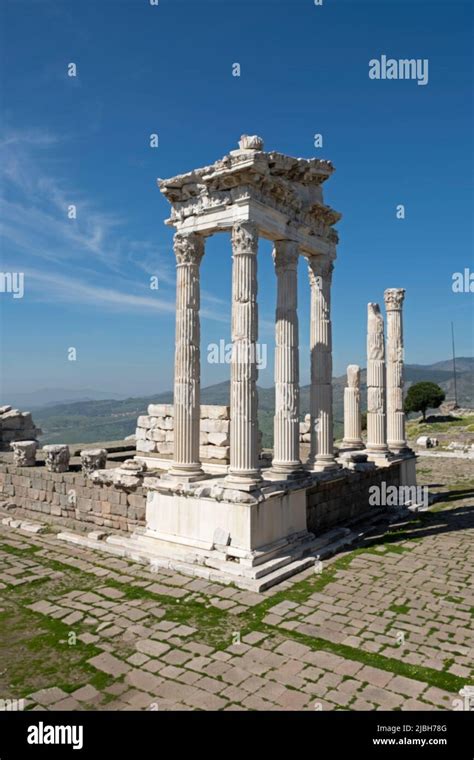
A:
0;710;472;758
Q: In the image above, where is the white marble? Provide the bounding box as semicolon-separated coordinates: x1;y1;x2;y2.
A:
271;240;302;475
168;232;205;480
384;288;408;452
307;258;338;470
226;222;262;488
342;365;364;449
366;303;388;455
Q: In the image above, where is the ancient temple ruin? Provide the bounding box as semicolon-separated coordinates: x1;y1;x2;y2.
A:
124;135;416;587
2;136;417;591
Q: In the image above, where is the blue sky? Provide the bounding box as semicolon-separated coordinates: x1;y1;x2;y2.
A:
1;0;473;398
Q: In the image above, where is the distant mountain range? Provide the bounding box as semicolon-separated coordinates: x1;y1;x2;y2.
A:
2;388;127;409
12;358;473;446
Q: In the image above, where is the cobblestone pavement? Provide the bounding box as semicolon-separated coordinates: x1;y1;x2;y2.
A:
0;468;472;712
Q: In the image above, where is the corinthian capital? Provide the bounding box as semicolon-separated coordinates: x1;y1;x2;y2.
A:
232;221;258;255
384;288;405;311
307;256;333;287
272;240;299;271
174;232;205;265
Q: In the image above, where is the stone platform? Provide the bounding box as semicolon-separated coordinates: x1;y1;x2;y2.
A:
55;452;417;591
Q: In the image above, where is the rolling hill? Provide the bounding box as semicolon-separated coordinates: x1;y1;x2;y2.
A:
25;358;473;446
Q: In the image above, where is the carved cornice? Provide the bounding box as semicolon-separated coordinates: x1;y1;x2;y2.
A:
173;232;205;265
384;288;405;311
158;140;341;244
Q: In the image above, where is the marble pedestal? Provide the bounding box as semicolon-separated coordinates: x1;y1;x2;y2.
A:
124;479;317;590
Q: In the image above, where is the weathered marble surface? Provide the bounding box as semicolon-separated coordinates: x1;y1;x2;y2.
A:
366;303;388;455
342;364;364;450
384;288;407;452
43;445;70;473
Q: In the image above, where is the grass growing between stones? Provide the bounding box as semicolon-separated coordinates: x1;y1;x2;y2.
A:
102;578;244;651
234;513;470;695
0;496;470;706
261;624;468;695
0;601;114;700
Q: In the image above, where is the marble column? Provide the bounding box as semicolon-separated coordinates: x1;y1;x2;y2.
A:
227;222;262;488
169;232;204;480
366;302;388;456
271;240;302;475
307;257;338;470
342;364;363;449
384;288;407;452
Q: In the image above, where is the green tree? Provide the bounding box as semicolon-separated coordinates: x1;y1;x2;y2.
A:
404;382;446;421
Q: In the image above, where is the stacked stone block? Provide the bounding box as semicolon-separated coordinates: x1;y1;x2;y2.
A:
135;404;230;463
299;414;311;444
306;461;402;533
0;406;42;451
0;462;146;532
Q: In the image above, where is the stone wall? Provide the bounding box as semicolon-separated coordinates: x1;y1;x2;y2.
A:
0;406;42;451
306;461;402;533
136;404;230;463
0;463;146;532
0;457;405;539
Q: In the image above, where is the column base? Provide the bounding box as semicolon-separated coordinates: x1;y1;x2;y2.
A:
365;447;392;465
266;461;305;481
165;464;206;483
306;456;341;473
388;442;411;455
341;440;364;451
225;470;263;491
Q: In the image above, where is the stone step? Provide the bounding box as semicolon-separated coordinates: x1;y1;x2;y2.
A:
254;557;316;592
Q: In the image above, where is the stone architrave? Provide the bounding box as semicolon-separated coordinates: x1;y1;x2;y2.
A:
307;257;338;470
44;444;70;473
342;365;364;449
227;222;262;488
168;232;205;480
366;303;388;455
384;288;408;452
271;240;302;476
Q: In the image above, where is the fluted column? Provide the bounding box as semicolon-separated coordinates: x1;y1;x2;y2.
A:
342;364;363;449
271;240;302;475
227;222;262;488
169;232;204;479
366;302;388;456
384;288;407;452
307;257;338;471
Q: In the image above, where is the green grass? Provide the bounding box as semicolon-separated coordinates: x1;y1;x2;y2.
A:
388;603;410;616
407;416;474;436
262;625;467;694
0;499;471;705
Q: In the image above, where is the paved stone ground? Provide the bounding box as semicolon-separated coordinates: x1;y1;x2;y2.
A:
0;458;472;711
